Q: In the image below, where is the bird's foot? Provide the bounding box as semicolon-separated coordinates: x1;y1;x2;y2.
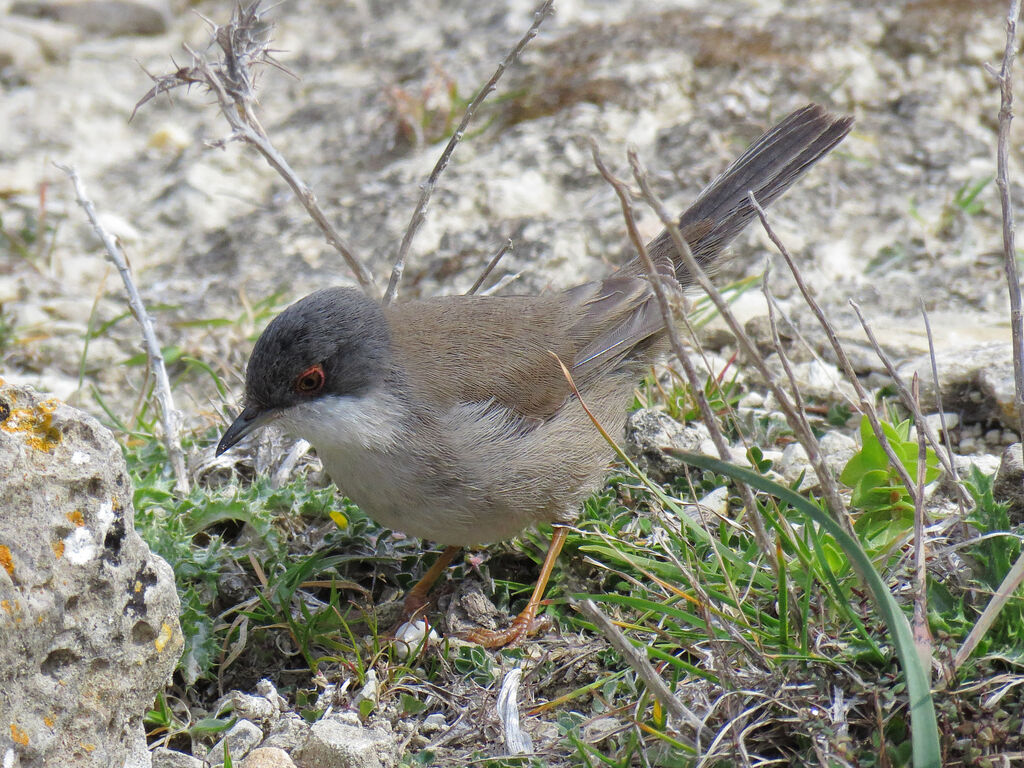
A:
462;609;553;648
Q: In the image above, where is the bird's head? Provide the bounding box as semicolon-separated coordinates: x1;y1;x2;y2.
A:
216;286;391;455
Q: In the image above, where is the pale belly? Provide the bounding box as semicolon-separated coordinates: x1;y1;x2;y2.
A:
277;387;616;546
317;443;537;546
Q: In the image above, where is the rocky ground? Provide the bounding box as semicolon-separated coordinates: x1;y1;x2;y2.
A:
2;0;1024;765
1;0;1018;419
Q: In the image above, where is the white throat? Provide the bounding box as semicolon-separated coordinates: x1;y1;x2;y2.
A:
276;389;405;453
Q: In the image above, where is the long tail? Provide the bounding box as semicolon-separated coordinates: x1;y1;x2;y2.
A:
635;104;853;285
571;105;851;375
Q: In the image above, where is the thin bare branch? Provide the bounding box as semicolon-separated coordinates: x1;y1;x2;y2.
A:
849;299;970;508
467;238;514;295
57;163;190;495
134;3;375;292
987;0;1024;468
382;0;555;305
479;271;523;296
920;300;965;512
954;0;1024;673
911;374;934;675
747;193;922;512
590;142;777;572
575;598;705;737
763;267;809;431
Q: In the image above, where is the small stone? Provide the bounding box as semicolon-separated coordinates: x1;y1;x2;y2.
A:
979;363;1018;431
819;430;858;477
239;747;297;768
232;690;280;728
625;409;712;482
444;581;505;637
420;713;447;734
263;713;311;753
688;486;728;521
393;620;440;660
297;716;399;768
924;412;959;435
354;669;379;709
0;27;44;80
779;442;818;491
209;719;264;766
3;15;81;61
151;747;204;768
9;0;170;37
739;390;764;408
583;716;625;743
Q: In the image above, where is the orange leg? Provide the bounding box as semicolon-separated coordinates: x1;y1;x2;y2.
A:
465;525;569;648
399;546;461;623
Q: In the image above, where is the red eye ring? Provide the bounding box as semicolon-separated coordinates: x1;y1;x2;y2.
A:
294;364;325;394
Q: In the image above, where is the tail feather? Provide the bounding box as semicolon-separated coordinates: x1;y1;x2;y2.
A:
639;104;853;284
572;104;851;377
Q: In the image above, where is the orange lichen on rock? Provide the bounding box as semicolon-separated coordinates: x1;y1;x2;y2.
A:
10;722;29;746
0;396;62;453
155;621;174;652
66;509;84;527
0;544;13;576
1;598;21;615
52;540;64;558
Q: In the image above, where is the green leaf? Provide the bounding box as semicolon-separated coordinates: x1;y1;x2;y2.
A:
671;451;940;768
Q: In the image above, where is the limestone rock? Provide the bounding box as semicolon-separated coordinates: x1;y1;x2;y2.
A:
0;381;183;768
819;430;858;477
297;715;399;768
625;409;714;482
9;0;170;37
779;442;817;491
262;713;311;753
151;747;204;768
209;719;264;767
901;343;1018;432
239;747;298;768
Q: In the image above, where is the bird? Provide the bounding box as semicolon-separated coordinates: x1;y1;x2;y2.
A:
217;104;852;647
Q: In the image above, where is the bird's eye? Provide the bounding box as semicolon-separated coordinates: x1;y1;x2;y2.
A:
294;364;325;394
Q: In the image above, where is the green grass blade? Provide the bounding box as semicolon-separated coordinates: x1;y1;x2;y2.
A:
671;451;940;768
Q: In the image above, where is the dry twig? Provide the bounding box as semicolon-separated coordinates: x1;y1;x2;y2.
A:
134;2;375;292
920;300;964;511
746;194;922;516
955;0;1024;671
57;163;190;495
383;0;555;304
575;598;706;737
911;375;934;674
467;238;513;295
848;300;971;508
628;152;855;538
589;142;778;572
987;0;1024;442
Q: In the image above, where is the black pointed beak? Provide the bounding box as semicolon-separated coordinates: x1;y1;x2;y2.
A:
216;405;277;456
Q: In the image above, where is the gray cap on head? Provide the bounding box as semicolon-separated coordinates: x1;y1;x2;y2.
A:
244;286;392;410
216;287;391;455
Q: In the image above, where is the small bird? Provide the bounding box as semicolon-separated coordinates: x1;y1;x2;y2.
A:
218;105;852;647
